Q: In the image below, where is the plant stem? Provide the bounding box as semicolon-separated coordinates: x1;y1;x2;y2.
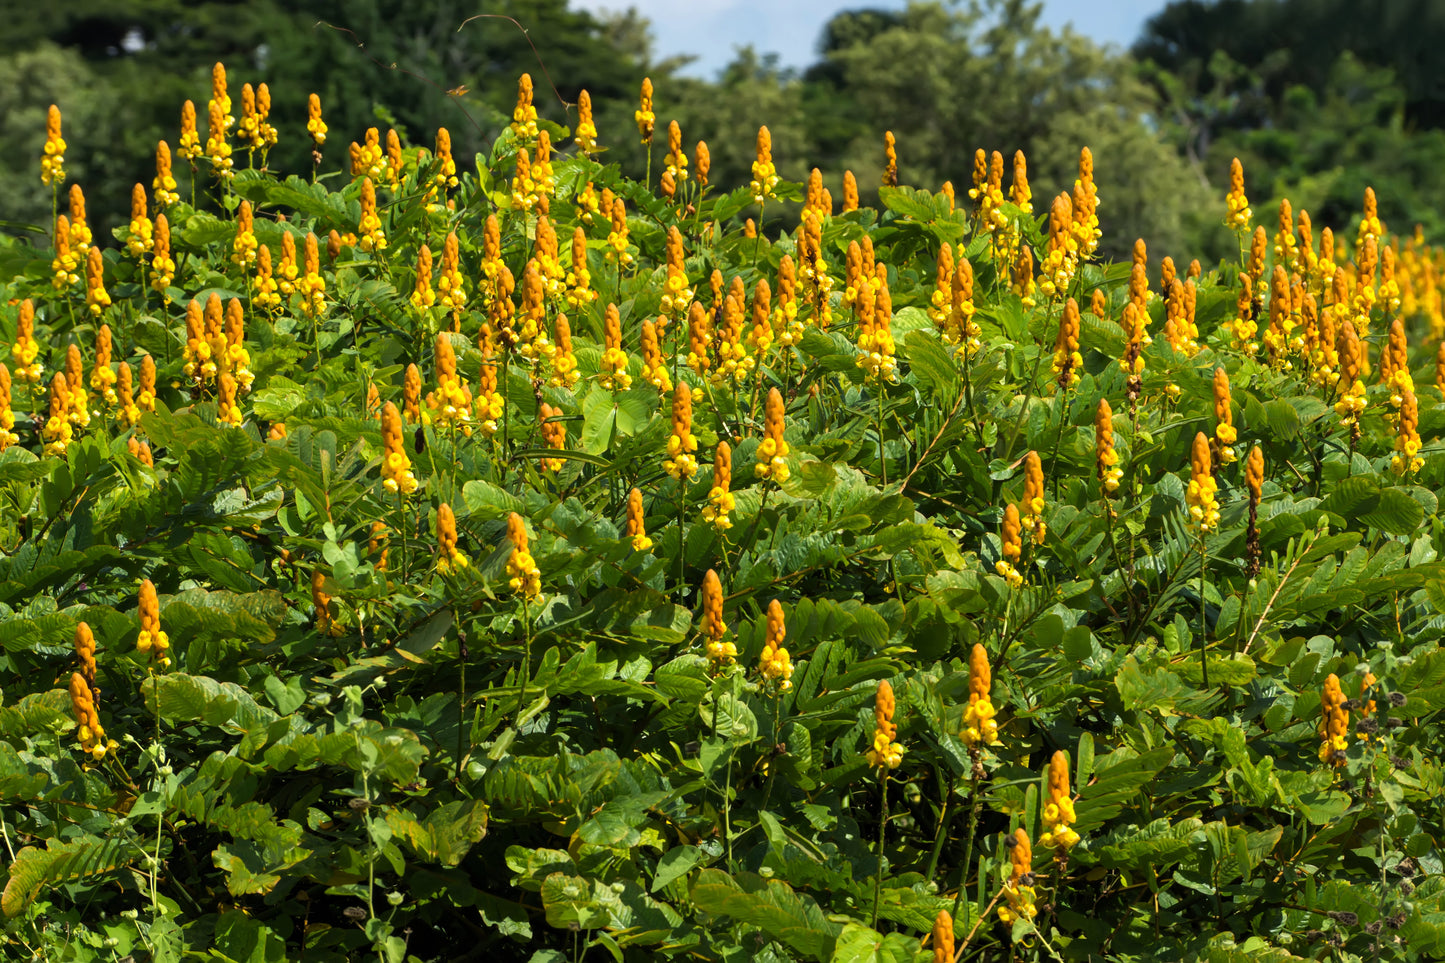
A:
924;770;958;882
872;773;888;930
1199;536;1210;687
950;779;982;924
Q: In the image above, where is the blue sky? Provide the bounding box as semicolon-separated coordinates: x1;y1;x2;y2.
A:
571;0;1167;78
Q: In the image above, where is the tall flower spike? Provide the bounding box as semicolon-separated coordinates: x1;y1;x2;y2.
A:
13;300;42;384
1245;445;1264;578
962;643;1000;747
136;579;170;668
600;304;631;392
436;502;468;574
755;388;791;483
307;93;327;148
640;320;671;394
205;97;233;179
996;503;1024;588
998;829;1038;925
1226;157;1251;231
1038;751;1080;850
297;233;326;318
1319;673;1348;766
702;569;734;671
1392;387;1422;475
1051;298;1082;391
42;374;72;458
381;402;418;495
179;100;202;160
866;679;903;770
882;130;898;186
751;126;778;203
1020;451;1046;544
91;324;116;406
574;89;597;155
758;600;793;690
537;402;565;471
931;911;954;963
127;184;153;258
68;188;90;251
635;77;655;143
1335;320;1367;427
1096;398;1121;495
512;73;539;141
506;513;541;598
663;382;698;480
626;488;652;552
843;170;859;211
69;672;114;762
42;105;66;186
116;361;139;429
1187;432;1219;533
1213;368;1237;464
358;178;386;253
0;365;16;450
703;441;735;531
85;248;110;317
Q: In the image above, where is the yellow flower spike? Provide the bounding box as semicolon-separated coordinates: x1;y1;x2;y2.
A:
940;180;954;213
297;233;326;319
551;315;579;389
205;97;233;179
962;643;1001;747
1051;298;1082;391
217;371;241;426
403;364;422;424
1335;320;1367;427
600;304;632;392
1319;672;1349;765
700;569;734;672
856;268;897;382
758;599;793;691
369;521;389;572
64;343;89;430
69;671;113;762
69;184;92;254
635;77;655;143
1038;750;1080;851
996;503;1024;588
306;93;327;149
1213;368;1237;465
177;99;203;162
1096;399;1121;496
42;104;66;186
664;119;688;183
882;130;898;187
1225;156;1251;231
75;621;97;687
506;512;542;599
1357;186;1384;260
127;184;153;259
380;402;418;496
1263;265;1292;368
703;441;735;531
640;320;672;394
843;170;859;212
1038;192;1076;299
750;126;779;204
138;354;156;413
210;61;232;128
474;351;504;437
358;178;386;253
1225;272;1256;353
311;569;340;637
663;382;699;481
690;141;709;190
13;300;42;384
687;300;712;377
1392;387;1423;475
116;362;139;429
437;231;466;324
1245;445;1264;504
931;910;954;963
1020;451;1046;545
929;243;954;335
865;679;903;770
659;226;693;324
755;387;791;484
130;436;154;466
1011;246;1035;308
256;83;277;150
1011;149;1032;213
1071;147;1101;257
1187;432;1220;533
606;196;632;267
435;502;468;575
90;324;116;409
1436;341;1445;392
1160;255;1176;294
410;244;435;313
137;578;171;666
512;73;539;142
564;226;596;312
0;365;17;451
968;148;987;201
624;487;652;553
238;83;261;150
769;254;798;349
998;829;1038;926
537;401;565;471
574;89;598;155
52;215;78;290
42;374;72;458
427;333;474;435
83;248;110;318
231;200;258;270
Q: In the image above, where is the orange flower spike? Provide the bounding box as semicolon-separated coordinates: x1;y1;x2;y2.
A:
380;401;418;496
1245;445;1265;503
931;911;954;963
996;503;1024;588
1020;451;1046;544
626;487;652;552
842;170;859;211
1096;399;1121;495
136;579;171;667
865;679;904;769
701;569;734;670
1187;432;1220;533
755;387;791;484
41;104;66;185
1213;368;1237;463
1319;673;1349;765
1038;750;1080;850
436;502;468;574
505;512;541;598
663;382;699;480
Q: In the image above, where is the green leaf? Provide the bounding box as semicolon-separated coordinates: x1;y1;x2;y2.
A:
2;835;137;917
690;869;841;961
830;922;919;963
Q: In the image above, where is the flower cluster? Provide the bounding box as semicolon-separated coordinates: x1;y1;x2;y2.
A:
1319;673;1348;766
626;488;652;552
996;503;1024;588
1037;751;1080;850
702;441;735;531
701;569;734;671
436;503;468;574
506;513;541;599
663;382;698;480
1186;432;1219;533
998;829;1038;926
380;402;418;495
1096;399;1122;495
41;105;65;186
757;600;793;690
135;579;171;667
961;643;1000;747
865;679;904;770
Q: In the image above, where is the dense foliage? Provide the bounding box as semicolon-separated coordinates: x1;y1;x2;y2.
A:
2;52;1445;963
